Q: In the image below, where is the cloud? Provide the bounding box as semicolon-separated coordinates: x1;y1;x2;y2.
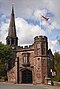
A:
0;0;60;26
0;0;60;53
48;39;58;54
0;22;8;44
42;19;60;32
15;17;46;45
0;0;60;18
45;0;60;17
32;9;60;32
34;8;48;16
0;13;59;53
0;14;46;45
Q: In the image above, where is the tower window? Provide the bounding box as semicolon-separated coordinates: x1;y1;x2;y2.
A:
36;43;40;49
42;48;45;55
11;39;14;44
42;43;45;55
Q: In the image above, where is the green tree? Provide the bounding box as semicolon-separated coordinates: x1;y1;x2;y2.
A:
0;42;13;62
0;42;14;76
54;52;60;81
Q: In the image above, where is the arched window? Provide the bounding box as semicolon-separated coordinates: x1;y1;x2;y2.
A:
22;53;30;66
42;42;45;55
11;38;14;44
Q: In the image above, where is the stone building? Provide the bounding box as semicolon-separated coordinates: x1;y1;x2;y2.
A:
6;7;54;84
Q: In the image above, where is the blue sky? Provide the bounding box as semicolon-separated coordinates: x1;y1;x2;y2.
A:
0;0;60;53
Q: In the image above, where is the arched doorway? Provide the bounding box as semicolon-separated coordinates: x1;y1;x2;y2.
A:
22;69;32;83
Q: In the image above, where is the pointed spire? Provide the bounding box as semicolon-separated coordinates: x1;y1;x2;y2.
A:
11;4;14;16
6;5;18;46
8;5;16;37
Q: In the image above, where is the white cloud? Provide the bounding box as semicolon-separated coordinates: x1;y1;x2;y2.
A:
33;9;43;19
0;0;60;53
1;0;60;18
32;8;48;20
33;9;60;32
0;16;46;45
15;17;46;45
48;39;58;54
0;22;8;44
0;15;59;53
0;0;60;30
45;0;60;17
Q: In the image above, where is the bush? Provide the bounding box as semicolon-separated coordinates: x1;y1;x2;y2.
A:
4;76;8;81
0;76;8;81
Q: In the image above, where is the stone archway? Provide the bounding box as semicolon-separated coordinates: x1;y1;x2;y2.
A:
22;69;32;83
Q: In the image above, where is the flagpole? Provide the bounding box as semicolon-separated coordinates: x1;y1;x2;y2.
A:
39;14;42;30
40;17;42;34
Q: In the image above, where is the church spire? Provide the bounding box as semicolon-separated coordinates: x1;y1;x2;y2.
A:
6;6;18;46
8;5;16;37
12;5;14;16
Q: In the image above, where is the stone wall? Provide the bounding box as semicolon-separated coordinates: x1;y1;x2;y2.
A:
7;66;16;83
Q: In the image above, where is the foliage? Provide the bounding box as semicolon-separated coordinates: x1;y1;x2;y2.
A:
0;42;14;76
54;52;60;81
0;42;13;63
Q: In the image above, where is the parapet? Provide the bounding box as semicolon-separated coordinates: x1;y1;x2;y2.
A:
34;35;47;42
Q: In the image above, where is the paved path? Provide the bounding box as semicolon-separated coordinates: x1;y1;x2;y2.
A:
0;82;45;89
0;82;60;89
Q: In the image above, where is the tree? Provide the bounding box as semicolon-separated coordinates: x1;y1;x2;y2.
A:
54;52;60;81
0;42;14;76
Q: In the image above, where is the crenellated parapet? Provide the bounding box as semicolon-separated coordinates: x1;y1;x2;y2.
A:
34;36;48;56
34;36;47;42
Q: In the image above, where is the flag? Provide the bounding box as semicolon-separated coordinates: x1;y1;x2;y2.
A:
41;15;49;21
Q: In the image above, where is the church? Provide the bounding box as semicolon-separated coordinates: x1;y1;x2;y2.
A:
6;6;54;84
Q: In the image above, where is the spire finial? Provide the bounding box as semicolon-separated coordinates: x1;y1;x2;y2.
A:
12;4;14;16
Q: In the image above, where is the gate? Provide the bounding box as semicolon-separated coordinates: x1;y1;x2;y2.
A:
22;69;32;83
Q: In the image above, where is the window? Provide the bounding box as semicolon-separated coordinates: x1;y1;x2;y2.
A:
42;48;45;55
36;43;40;48
23;53;30;66
42;43;45;55
11;39;14;44
23;55;27;64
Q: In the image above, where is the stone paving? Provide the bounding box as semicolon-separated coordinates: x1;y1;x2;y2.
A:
0;82;60;89
41;84;60;89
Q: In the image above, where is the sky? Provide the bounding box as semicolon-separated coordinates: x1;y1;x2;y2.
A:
0;0;60;54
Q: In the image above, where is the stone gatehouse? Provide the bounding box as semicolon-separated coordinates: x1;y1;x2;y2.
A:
6;6;54;84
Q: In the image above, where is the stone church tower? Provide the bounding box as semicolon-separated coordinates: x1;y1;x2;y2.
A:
6;6;54;84
6;6;18;46
6;6;18;71
34;36;48;83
